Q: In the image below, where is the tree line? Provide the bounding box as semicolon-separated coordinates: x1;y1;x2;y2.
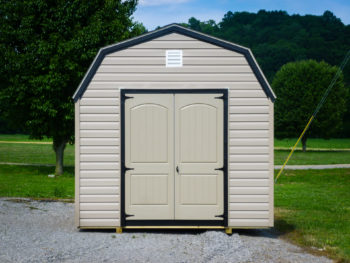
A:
183;10;350;137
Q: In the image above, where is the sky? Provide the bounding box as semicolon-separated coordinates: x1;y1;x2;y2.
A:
133;0;350;30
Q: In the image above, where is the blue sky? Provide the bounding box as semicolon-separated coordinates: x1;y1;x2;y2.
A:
133;0;350;30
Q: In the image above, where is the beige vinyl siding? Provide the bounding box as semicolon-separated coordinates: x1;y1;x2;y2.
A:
268;100;274;226
228;88;272;227
78;90;120;228
78;32;273;228
75;100;80;227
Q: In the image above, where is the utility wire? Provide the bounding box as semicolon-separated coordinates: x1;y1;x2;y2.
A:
275;50;350;183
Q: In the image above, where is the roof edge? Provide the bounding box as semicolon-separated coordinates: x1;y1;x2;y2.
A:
72;23;276;102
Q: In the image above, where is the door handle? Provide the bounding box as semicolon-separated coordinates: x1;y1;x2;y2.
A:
176;166;179;173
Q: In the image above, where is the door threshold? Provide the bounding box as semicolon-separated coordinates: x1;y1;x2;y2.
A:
123;226;225;229
124;219;224;226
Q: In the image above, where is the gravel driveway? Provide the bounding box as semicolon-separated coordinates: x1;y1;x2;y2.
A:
0;198;332;263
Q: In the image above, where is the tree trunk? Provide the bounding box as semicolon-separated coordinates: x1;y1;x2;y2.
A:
301;136;307;152
53;140;67;176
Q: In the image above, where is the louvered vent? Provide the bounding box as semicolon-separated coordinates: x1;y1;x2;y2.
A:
166;50;183;67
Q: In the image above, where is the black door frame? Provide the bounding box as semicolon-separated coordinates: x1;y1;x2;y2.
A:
120;89;228;227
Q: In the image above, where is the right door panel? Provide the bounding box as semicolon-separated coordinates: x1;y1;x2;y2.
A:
175;94;224;220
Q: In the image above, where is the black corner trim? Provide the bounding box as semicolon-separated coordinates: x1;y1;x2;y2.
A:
73;24;275;102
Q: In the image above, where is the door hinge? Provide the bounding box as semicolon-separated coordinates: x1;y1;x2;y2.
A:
122;162;134;173
124;167;134;172
215;213;225;218
214;93;226;100
214;166;225;171
125;213;134;218
123;94;134;100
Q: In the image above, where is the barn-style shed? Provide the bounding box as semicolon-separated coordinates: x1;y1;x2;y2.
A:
73;24;276;232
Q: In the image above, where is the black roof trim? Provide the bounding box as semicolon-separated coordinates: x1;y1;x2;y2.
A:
73;24;276;102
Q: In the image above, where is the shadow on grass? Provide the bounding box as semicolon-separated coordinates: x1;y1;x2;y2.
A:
29;165;74;176
235;218;295;239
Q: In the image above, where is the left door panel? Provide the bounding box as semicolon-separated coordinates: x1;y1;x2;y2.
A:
125;94;174;220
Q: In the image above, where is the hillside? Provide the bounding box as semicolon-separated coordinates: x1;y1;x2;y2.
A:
183;10;350;135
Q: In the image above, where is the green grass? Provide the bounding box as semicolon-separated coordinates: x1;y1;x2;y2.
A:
275;169;350;261
1;135;350;166
0;165;74;199
0;134;52;142
275;150;350;165
0;143;74;166
4;144;349;166
275;138;350;149
2;135;350;149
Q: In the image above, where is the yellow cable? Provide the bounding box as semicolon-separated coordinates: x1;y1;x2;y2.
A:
275;115;314;183
274;50;349;183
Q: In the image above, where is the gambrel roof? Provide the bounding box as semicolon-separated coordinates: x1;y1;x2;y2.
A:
73;24;276;102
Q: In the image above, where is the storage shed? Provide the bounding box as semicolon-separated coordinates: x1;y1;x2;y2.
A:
73;24;276;232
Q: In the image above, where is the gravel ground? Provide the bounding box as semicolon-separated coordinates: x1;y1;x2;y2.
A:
0;198;332;263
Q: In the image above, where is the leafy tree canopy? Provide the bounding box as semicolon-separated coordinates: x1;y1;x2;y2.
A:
184;10;350;84
183;10;350;136
0;0;145;174
272;60;348;150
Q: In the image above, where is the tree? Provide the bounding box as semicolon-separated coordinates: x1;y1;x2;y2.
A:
0;0;145;175
272;60;348;151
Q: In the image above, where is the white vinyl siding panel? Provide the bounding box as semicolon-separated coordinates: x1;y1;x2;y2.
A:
228;86;271;227
80;154;119;162
80;179;119;187
88;82;262;90
80;219;119;227
80;187;119;195
229;203;269;211
77;32;273;228
80;195;119;203
80;170;119;178
80;211;120;219
80;203;120;211
97;65;252;73
229;187;269;195
92;73;257;82
80;130;119;138
80;138;119;146
228;219;270;227
78;88;120;228
80;146;119;154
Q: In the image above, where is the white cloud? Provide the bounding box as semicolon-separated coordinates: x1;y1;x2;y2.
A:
139;0;191;6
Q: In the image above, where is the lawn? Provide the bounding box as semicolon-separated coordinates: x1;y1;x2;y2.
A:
275;150;350;165
2;134;350;149
275;138;350;149
0;134;52;142
0;143;74;166
0;165;74;199
275;168;350;261
0;134;350;166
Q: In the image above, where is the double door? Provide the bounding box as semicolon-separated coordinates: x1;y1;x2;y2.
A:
124;92;224;221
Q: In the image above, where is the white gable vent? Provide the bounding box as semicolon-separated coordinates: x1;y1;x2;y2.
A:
166;50;183;67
